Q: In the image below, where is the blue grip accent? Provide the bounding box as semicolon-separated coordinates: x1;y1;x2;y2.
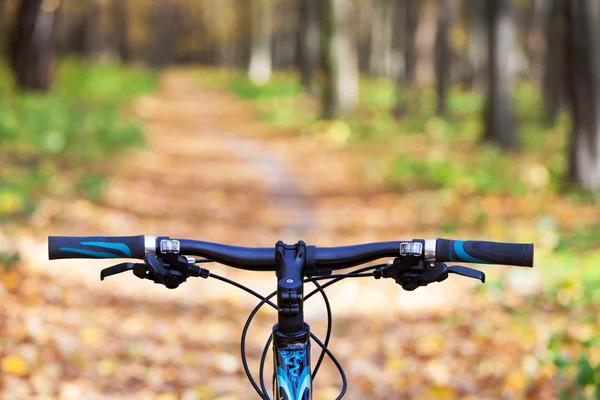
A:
454;240;492;264
81;242;132;257
59;247;119;258
49;235;145;260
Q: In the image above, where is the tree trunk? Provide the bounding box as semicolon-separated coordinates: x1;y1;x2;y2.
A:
83;0;103;60
114;0;130;62
369;0;394;78
321;0;359;118
298;0;320;92
564;0;600;190
403;0;417;84
248;0;273;85
10;0;58;91
394;0;418;116
151;0;176;67
483;0;516;149
273;0;297;70
526;0;552;82
435;0;451;115
543;0;565;125
466;0;486;91
236;0;251;69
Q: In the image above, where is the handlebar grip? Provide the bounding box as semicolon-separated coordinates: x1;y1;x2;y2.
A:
435;239;534;267
48;235;146;260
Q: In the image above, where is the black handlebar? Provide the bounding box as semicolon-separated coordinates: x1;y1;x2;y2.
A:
154;239;405;271
435;238;534;267
48;236;534;269
48;235;146;260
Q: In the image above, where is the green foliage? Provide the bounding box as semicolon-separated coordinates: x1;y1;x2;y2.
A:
0;60;156;220
390;145;528;196
227;73;304;99
555;224;600;253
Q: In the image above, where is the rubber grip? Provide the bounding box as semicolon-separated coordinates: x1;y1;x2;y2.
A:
435;238;534;267
48;235;146;260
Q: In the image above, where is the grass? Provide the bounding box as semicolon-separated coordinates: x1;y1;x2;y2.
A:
0;59;156;220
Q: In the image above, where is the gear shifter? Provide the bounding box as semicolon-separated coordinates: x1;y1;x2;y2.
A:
374;257;486;291
100;254;209;288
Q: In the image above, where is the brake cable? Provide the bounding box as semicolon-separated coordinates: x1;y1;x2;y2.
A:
209;263;385;399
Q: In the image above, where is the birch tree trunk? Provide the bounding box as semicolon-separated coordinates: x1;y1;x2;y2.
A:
248;0;273;85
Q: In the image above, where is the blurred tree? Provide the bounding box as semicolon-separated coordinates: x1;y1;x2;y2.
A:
564;0;600;190
298;0;319;92
466;0;485;92
113;0;130;62
526;0;551;82
9;0;58;91
435;0;451;115
235;0;251;68
273;0;297;69
321;0;359;118
369;0;393;78
83;0;103;60
0;0;5;24
248;0;273;85
543;0;564;126
151;0;177;67
483;0;516;149
394;0;417;116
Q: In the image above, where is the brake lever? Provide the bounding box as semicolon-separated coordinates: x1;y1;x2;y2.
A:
100;255;210;289
391;262;486;291
100;262;135;280
448;265;485;283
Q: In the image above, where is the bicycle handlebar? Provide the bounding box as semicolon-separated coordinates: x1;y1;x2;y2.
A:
49;235;534;269
435;238;534;267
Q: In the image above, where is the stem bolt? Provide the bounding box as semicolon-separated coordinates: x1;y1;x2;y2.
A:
286;279;294;283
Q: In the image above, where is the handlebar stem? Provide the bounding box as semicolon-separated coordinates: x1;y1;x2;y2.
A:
275;241;307;334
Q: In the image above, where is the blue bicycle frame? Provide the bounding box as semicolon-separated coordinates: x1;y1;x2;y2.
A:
273;325;312;400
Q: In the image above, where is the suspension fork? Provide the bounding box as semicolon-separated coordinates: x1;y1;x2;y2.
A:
273;241;312;400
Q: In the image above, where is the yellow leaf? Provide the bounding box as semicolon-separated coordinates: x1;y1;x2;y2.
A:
80;327;102;345
1;355;28;376
97;359;117;376
504;370;527;392
0;192;23;214
424;386;455;399
157;394;178;400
